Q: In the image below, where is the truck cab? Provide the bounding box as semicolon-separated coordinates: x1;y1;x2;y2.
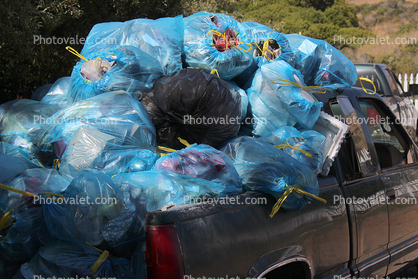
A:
354;63;417;142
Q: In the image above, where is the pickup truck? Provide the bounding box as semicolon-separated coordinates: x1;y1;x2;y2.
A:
354;63;417;142
144;87;418;279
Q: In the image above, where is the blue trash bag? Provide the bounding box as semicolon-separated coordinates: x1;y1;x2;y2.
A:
247;60;323;136
112;170;226;212
69;45;164;104
0;100;60;167
0;206;51;263
228;81;248;122
58;125;159;181
221;136;320;212
0;155;39;183
285;34;357;89
262;126;326;175
40;77;71;109
0;168;70;216
26;91;158;178
43;169;135;246
31;84;53;101
153;144;242;196
183;11;253;80
242;21;295;67
19;240;131;279
81;16;184;75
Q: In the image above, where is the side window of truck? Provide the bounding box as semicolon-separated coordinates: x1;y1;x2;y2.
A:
359;99;417;169
330;97;375;181
385;68;404;97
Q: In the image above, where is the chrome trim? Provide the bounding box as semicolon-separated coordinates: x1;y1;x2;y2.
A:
390;237;418;258
358;254;390;274
257;257;312;279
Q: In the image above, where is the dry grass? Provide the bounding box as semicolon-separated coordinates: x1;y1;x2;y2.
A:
346;0;418;4
342;29;418;63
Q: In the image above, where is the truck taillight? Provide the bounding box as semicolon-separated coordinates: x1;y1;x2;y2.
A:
146;224;184;279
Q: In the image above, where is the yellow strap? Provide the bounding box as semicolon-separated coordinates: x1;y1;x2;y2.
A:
156;146;177;157
357;77;376;95
255;40;275;62
177;137;190;147
208;30;253;52
270;186;327;218
272;78;327;94
53;159;60;170
0;209;14;231
274;140;313;159
66;46;88;62
0;183;36;198
210;69;220;78
84;242;110;273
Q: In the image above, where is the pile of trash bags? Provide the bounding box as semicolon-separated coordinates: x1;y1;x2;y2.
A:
0;10;356;278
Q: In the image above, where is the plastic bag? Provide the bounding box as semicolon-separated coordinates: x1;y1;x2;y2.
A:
247;60;323;136
69;45;164;104
285;34;357;89
81;16;184;75
242;21;295;67
112;170;226;211
0;168;69;214
262;126;326;174
183;11;253;80
19;240;130;279
228;81;248;122
31;84;52;101
40;77;71;109
27;90;157;155
58;125;158;181
43;169;134;245
0;155;39;183
0;206;51;262
221;136;320;212
141;68;242;149
153;144;241;196
0;100;60;167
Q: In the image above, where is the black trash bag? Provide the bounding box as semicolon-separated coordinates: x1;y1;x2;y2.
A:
141;68;242;149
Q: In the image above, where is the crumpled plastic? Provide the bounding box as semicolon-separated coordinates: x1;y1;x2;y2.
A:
221;136;319;211
0;168;68;263
262;126;326;174
18;240;131;279
69;45;164;104
26;91;158;179
112;170;226;212
40;77;71;109
43;169;135;246
285;33;357;89
0;206;51;263
0;100;60;166
81;16;184;75
183;11;253;80
228;81;248;122
58;125;158;181
247;60;323;136
153;144;242;196
0;168;69;214
242;21;295;67
141;68;242;149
